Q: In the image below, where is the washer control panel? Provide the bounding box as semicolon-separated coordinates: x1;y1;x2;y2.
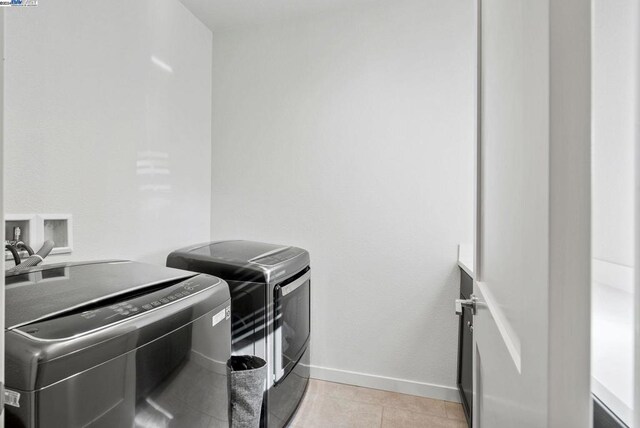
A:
16;274;221;340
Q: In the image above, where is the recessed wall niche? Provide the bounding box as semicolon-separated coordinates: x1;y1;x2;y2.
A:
39;214;73;255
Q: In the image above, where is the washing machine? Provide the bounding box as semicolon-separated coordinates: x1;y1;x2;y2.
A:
167;240;311;428
4;260;231;428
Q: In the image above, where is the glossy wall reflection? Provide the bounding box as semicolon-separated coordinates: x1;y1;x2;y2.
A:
4;0;213;265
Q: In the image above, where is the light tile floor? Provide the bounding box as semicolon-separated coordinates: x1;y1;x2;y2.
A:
290;380;468;428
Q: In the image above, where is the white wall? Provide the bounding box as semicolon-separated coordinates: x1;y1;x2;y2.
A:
593;1;637;270
4;0;212;266
210;0;475;399
592;1;638;424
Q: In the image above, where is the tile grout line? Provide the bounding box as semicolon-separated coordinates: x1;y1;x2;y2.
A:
381;403;447;420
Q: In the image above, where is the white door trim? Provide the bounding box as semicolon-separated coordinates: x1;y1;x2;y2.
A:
547;0;592;425
634;1;640;426
1;8;6;428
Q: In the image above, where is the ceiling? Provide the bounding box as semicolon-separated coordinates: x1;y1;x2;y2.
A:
179;0;380;32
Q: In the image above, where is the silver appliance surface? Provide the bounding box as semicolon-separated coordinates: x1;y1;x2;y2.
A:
5;260;232;428
167;240;311;428
5;260;196;329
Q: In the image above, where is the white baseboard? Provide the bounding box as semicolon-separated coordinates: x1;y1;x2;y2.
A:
308;365;461;403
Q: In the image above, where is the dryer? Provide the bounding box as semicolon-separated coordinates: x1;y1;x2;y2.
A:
5;260;232;428
167;240;311;428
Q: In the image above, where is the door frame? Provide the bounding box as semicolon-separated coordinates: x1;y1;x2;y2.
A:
1;8;5;428
635;1;640;426
547;0;591;425
473;0;592;426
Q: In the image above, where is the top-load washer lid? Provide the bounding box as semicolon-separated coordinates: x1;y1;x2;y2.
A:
4;261;231;392
167;240;310;283
5;260;196;329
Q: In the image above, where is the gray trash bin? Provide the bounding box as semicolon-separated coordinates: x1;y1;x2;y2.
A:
227;355;267;428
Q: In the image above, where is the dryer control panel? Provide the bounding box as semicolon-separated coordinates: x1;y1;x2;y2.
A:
250;247;303;266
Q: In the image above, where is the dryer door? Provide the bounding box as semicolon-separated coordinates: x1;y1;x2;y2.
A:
273;269;310;383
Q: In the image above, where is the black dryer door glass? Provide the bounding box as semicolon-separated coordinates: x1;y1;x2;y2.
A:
274;270;310;382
